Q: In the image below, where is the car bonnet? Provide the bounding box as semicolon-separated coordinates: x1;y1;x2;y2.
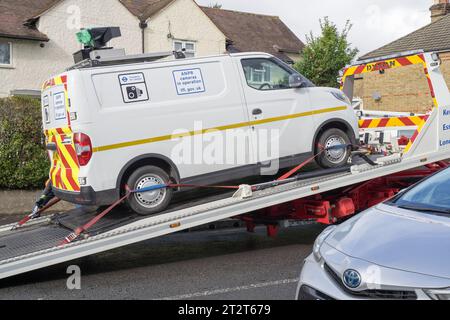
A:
325;203;450;279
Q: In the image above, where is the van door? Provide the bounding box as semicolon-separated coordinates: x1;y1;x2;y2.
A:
42;76;80;193
237;57;315;173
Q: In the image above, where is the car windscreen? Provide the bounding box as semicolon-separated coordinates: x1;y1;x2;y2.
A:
391;168;450;214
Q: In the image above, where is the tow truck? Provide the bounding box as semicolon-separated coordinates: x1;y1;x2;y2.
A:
0;48;449;282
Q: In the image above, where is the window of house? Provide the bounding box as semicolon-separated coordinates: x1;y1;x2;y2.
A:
249;67;271;84
174;40;196;58
241;58;294;90
0;42;12;66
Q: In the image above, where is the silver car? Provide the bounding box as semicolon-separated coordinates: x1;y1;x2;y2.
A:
296;166;450;300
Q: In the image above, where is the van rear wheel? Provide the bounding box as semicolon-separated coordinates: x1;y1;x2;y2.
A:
125;166;173;216
316;128;351;169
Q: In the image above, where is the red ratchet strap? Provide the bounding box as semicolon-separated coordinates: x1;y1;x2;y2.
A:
59;190;132;246
12;198;61;230
277;145;327;181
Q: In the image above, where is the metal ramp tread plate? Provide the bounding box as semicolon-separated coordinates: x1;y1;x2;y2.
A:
54;208;139;236
0;226;70;261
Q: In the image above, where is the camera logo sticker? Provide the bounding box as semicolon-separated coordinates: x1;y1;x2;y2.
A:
118;72;149;103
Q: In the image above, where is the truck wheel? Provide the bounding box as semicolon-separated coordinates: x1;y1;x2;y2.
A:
316;128;351;169
125;166;173;216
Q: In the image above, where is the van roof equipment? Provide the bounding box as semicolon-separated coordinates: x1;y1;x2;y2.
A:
71;26;186;69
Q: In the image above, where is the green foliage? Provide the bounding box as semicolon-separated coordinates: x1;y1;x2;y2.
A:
294;17;359;88
0;97;49;189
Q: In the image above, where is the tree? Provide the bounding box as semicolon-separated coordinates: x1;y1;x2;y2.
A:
208;3;222;8
294;17;359;88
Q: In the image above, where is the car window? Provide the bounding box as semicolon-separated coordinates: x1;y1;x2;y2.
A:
241;58;310;91
393;168;450;212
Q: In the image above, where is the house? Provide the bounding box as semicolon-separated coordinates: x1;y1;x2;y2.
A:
201;7;303;63
0;0;304;98
354;0;450;114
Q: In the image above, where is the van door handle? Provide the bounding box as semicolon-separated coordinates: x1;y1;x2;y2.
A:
252;108;263;115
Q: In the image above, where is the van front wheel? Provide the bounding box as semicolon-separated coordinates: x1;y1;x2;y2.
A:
125;166;173;216
316;128;351;169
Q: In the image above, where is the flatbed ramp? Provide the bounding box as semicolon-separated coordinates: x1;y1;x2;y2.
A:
0;189;238;265
0;150;449;281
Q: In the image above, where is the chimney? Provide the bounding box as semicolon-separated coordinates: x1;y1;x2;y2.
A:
430;0;450;23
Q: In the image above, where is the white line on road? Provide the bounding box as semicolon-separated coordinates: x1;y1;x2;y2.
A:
158;278;299;300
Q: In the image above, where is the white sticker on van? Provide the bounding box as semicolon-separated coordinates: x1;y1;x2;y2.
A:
53;92;66;120
43;95;49;107
118;73;149;103
119;73;146;85
173;68;205;95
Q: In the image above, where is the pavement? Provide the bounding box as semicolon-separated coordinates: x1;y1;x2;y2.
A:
0;216;325;300
0;190;74;216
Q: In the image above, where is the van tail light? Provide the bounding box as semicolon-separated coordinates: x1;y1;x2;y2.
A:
73;133;92;166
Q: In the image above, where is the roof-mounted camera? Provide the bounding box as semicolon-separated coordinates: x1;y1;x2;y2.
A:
73;27;122;63
70;27;186;70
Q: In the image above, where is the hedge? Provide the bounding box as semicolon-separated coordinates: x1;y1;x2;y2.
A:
0;97;49;189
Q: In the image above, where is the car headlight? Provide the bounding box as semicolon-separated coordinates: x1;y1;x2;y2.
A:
313;226;337;261
425;288;450;300
331;91;351;105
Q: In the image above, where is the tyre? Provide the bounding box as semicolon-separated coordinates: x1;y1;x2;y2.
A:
125;165;173;216
316;128;351;169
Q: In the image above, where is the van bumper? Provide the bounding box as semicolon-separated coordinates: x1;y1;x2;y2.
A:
53;187;119;206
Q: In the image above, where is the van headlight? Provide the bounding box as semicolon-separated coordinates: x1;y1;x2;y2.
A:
313;226;337;261
425;288;450;300
331;91;351;105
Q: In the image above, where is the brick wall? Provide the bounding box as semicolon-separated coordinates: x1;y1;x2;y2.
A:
353;52;450;114
441;51;450;88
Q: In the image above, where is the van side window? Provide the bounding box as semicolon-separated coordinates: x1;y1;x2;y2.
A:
241;58;293;91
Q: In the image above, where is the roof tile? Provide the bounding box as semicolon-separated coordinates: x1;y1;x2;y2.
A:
0;0;60;41
0;0;175;41
118;0;174;21
201;7;304;61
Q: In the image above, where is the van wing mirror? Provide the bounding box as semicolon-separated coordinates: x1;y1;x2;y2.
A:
289;74;305;88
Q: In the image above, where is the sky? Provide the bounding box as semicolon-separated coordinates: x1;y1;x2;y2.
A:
196;0;433;57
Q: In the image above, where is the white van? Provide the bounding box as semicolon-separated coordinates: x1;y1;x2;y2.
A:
42;52;359;215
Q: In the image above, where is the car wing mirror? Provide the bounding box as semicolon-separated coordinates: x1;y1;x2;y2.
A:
289;74;305;89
